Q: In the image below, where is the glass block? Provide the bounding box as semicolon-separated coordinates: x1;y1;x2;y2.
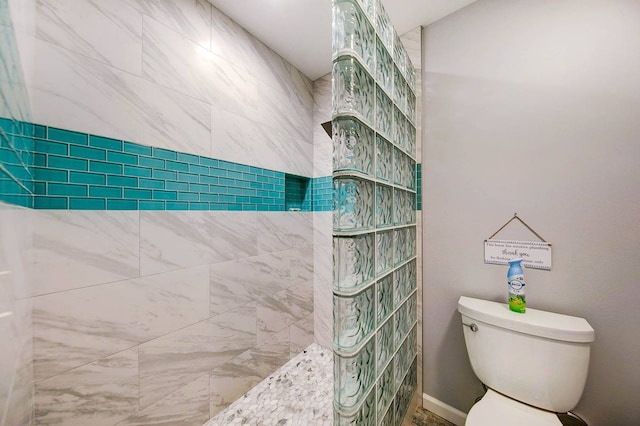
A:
334;234;375;292
392;105;405;151
376;316;394;369
406;90;416;124
405;120;416;158
394;227;406;265
379;403;395;426
393;188;406;225
375;85;393;140
376;274;393;325
394;300;408;341
334;287;375;352
333;0;375;72
376;37;393;95
376;229;393;275
406;259;417;295
406;226;416;258
393;264;406;308
406;325;417;366
355;0;375;23
393;67;407;113
335;386;376;426
406;158;416;190
406;58;416;93
393;147;402;186
375;134;392;182
332;56;375;125
395;357;417;423
333;116;374;175
406;294;417;333
406;192;416;224
375;184;392;228
334;338;376;410
375;0;393;53
394;337;408;389
393;31;406;77
376;359;395;421
334;177;374;231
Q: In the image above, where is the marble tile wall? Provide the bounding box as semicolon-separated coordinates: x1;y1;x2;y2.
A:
1;0;36;425
12;0;318;424
29;210;315;425
31;0;314;177
312;74;334;350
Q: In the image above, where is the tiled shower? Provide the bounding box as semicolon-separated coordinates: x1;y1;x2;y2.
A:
0;0;421;424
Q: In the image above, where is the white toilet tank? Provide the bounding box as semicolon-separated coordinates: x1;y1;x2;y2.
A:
458;296;595;413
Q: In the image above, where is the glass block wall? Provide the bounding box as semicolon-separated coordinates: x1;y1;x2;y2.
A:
331;0;418;424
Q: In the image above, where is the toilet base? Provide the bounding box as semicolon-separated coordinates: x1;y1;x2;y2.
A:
466;389;563;426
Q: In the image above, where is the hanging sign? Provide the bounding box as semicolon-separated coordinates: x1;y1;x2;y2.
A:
484;240;552;270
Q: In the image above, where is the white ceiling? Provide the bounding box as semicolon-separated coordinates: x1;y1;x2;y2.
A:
207;0;477;80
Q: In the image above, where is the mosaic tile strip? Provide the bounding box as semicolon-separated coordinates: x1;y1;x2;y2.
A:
0;118;332;211
311;176;332;211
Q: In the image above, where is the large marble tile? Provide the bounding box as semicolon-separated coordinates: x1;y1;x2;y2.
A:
140;211;257;276
313;211;332;246
33;266;209;381
257;81;312;145
209;328;290;417
257;212;313;254
32;210;139;296
284;246;314;286
289;316;314;357
210;106;313;176
313;243;333;350
257;280;313;343
400;26;422;70
37;0;143;75
117;375;209;426
138;303;257;409
31;39;211;156
34;348;138;426
209;252;291;317
0;205;34;426
312;73;333;177
142;16;258;119
209;5;257;76
0;297;34;426
122;0;211;49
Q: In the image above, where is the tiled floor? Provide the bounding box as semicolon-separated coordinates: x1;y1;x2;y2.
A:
204;342;455;426
205;343;333;425
412;407;456;426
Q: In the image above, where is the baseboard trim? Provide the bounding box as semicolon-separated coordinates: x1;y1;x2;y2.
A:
422;393;467;426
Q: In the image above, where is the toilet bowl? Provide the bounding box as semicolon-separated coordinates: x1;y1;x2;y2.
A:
466;389;561;426
458;296;595;425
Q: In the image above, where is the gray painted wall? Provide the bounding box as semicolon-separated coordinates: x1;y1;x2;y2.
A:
421;1;640;425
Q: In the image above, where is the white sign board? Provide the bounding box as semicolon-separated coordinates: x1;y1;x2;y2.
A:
484;240;552;270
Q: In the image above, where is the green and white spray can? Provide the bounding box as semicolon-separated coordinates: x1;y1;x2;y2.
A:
507;258;526;313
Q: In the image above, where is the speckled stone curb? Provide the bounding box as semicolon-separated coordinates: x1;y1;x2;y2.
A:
205;343;333;426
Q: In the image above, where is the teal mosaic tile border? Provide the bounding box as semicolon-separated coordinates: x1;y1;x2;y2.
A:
311;176;332;212
0;118;333;211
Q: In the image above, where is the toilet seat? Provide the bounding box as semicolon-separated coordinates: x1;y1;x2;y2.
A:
466;389;562;426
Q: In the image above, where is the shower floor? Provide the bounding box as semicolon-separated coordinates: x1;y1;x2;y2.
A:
205;343;333;425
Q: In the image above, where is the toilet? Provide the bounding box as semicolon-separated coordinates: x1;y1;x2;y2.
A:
458;296;595;425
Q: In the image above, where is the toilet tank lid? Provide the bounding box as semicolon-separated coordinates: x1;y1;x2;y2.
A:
458;296;595;343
